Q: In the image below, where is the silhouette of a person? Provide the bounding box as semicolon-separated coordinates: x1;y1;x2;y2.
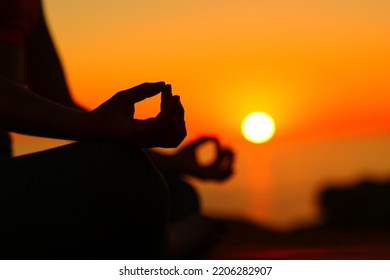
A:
0;0;234;259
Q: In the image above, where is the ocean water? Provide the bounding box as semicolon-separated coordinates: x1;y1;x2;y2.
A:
197;132;390;230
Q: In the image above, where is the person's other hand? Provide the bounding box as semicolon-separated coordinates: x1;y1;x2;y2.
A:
87;82;186;148
173;137;234;181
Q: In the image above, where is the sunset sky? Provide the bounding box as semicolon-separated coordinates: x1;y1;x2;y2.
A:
13;0;390;229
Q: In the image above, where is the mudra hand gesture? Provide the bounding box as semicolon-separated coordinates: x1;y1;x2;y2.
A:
88;82;186;148
173;137;234;180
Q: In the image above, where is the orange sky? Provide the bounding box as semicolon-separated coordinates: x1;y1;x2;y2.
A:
12;0;390;229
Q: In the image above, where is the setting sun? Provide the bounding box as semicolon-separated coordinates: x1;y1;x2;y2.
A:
241;112;276;144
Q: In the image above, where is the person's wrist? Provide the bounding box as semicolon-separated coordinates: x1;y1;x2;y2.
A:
77;110;111;141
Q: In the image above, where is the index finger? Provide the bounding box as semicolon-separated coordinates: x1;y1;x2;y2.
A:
120;82;165;103
187;136;219;149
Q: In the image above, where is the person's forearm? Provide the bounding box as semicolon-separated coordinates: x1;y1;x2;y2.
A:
0;75;90;140
0;78;187;148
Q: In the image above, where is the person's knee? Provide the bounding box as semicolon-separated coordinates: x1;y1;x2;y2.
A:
83;141;169;210
65;142;170;258
0;141;170;259
165;175;200;222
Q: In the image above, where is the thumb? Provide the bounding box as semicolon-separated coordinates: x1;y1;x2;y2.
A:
161;84;173;110
118;82;165;104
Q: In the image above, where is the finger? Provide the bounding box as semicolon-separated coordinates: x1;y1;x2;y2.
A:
213;149;234;180
177;120;187;145
161;84;173;110
159;95;180;119
186;136;219;150
161;95;185;123
213;140;225;165
119;82;165;103
172;95;185;121
222;148;235;170
218;168;234;180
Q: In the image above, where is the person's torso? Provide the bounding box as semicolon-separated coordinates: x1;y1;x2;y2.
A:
0;0;41;159
0;0;41;46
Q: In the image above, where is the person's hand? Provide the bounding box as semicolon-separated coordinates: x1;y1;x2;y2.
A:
87;82;186;148
173;137;234;181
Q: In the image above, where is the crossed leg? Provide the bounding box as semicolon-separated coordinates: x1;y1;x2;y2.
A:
0;141;169;259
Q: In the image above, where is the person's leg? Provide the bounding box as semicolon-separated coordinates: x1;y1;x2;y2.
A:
163;172;200;223
162;173;227;259
0;129;12;160
0;141;169;259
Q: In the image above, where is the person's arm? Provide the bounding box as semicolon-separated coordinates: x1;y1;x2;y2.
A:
25;0;82;110
0;77;186;148
0;74;88;139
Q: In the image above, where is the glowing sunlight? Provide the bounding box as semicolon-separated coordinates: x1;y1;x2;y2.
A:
241;112;276;144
